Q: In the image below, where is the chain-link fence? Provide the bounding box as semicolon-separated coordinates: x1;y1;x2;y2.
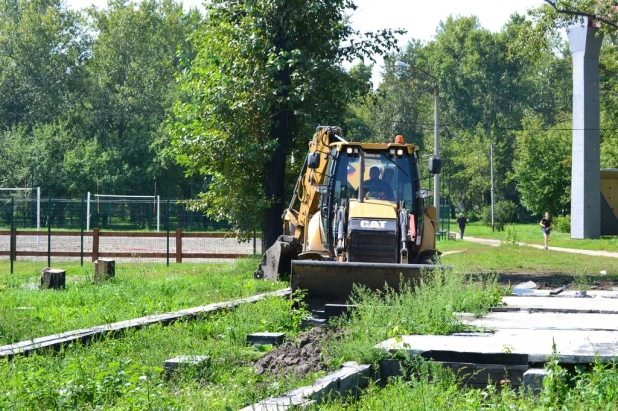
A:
0;197;237;232
0;197;262;273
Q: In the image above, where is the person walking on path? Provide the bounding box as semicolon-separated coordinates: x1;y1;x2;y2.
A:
540;212;553;249
456;213;467;239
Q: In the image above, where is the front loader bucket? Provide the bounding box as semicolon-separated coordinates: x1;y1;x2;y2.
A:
254;238;302;280
291;260;446;303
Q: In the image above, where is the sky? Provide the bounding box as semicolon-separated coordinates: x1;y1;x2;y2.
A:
66;0;546;84
350;0;544;42
349;0;545;84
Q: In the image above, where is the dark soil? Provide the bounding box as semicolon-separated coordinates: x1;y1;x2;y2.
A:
253;326;342;377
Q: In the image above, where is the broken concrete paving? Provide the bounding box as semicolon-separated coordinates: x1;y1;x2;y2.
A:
379;290;618;366
245;287;618;407
523;368;549;395
163;355;210;376
241;361;372;411
247;332;286;346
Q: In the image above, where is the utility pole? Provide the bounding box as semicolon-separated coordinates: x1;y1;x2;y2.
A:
433;84;440;229
490;143;495;232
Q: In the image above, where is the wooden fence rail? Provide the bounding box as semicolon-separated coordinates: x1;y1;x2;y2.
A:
0;229;261;263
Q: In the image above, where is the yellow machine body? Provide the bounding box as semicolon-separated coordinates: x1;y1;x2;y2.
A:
256;126;441;304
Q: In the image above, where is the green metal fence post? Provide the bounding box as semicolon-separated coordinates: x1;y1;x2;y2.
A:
48;197;51;268
166;199;170;267
447;170;451;235
80;197;84;266
253;227;257;256
10;197;14;274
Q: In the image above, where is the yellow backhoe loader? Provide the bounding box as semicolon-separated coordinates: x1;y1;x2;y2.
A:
255;126;442;306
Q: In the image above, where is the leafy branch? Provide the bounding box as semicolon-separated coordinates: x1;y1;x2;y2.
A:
543;0;618;29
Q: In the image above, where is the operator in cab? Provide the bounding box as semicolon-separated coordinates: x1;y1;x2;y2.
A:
363;166;394;201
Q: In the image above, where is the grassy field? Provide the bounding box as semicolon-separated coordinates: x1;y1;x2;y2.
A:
319;359;618;410
0;263;505;410
0;296;315;410
456;221;618;251
2;239;618;409
0;258;284;344
438;238;618;277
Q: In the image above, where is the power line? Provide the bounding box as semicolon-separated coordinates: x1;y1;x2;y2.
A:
380;118;618;132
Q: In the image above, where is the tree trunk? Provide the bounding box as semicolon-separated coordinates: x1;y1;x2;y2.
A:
263;106;291;250
93;258;116;283
263;32;292;250
40;268;66;289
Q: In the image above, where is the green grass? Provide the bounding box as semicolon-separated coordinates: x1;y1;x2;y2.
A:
3;240;618;409
0;258;285;344
319;355;618;410
0;296;317;410
0;260;512;409
437;239;618;276
456;221;618;251
326;268;504;366
318;365;618;411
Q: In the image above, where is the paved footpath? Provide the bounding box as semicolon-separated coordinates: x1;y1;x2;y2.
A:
454;233;618;259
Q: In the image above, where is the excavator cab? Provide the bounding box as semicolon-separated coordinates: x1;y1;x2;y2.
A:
315;145;424;263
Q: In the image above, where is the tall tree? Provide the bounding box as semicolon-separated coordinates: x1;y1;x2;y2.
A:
511;113;572;216
170;0;402;246
542;0;618;30
0;0;87;130
80;0;198;198
531;0;618;168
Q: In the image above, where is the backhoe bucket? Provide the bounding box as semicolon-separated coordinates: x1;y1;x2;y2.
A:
291;260;446;303
254;238;302;281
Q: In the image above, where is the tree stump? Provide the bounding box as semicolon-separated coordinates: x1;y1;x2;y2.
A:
93;258;115;283
40;268;66;289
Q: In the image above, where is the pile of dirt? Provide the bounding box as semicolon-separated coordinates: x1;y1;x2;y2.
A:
253;326;340;376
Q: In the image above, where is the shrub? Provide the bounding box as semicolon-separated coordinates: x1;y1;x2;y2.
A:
482;200;517;231
554;215;570;233
466;210;481;223
503;225;520;245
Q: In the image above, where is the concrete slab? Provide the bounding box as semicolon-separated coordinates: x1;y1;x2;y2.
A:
301;317;327;329
241;396;314;411
381;284;618;369
465;312;618;331
513;281;538;291
163;355;210;376
559;290;593;298
510;290;618;299
0;288;292;360
380;358;526;388
588;291;618;298
523;368;549;395
377;329;618;364
246;332;285;346
241;362;371;410
511;289;552;297
499;296;618;313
